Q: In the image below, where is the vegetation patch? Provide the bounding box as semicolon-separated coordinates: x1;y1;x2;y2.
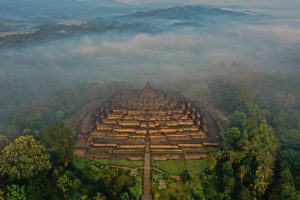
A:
152;173;204;200
186;158;208;176
73;157;143;168
97;158;143;168
71;156;142;199
152;159;186;175
152;159;207;175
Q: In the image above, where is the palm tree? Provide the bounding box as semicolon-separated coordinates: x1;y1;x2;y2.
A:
93;193;106;200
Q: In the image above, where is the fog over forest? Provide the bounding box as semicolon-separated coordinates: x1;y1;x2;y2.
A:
0;0;299;130
1;1;300;200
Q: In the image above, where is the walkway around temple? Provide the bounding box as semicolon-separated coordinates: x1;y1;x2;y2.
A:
142;150;152;199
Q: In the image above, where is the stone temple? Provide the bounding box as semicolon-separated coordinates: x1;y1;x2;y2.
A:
74;82;219;159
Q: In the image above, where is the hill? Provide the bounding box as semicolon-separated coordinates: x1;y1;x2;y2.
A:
0;0;127;19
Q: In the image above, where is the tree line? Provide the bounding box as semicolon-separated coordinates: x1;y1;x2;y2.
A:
201;76;300;199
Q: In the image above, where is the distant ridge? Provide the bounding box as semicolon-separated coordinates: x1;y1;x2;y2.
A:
0;0;128;19
127;5;247;19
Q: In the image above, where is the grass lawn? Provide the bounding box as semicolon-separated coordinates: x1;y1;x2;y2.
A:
186;158;208;176
152;159;207;175
152;159;186;174
109;159;143;167
72;157;91;170
73;157;143;169
91;158;143;168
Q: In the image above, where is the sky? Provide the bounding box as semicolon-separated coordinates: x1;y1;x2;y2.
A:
117;0;300;8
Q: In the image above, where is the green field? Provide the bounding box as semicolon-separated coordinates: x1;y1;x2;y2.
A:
152;159;186;174
73;157;207;175
152;158;207;175
72;157;92;170
94;158;143;168
186;159;208;176
72;157;143;168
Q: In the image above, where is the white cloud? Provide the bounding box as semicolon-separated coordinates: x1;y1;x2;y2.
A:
1;17;300;87
238;25;300;44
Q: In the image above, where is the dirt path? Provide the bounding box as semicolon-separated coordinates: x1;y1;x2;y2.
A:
142;150;152;200
142;125;152;200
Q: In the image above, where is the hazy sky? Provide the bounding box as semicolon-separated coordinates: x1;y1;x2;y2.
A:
117;0;300;8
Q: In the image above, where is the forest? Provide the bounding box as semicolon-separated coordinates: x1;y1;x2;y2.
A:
0;72;299;199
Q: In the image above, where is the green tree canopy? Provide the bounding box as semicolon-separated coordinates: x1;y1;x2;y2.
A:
0;135;51;180
44;123;75;167
6;185;27;200
93;193;106;200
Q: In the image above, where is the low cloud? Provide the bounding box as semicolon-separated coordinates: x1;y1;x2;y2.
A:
0;12;300;123
1;22;300;85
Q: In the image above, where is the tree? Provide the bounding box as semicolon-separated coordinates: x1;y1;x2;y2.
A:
278;167;300;200
26;175;57;200
0;189;4;200
120;192;130;200
0;134;8;150
252;164;271;197
231;111;247;129
44;123;74;167
128;176;142;200
0;135;51;180
56;175;73;194
80;195;89;200
239;187;251;200
93;193;106;200
224;127;241;149
249;124;277;197
221;161;235;194
204;123;277;199
237;165;249;184
181;170;191;183
207;156;218;172
6;185;27;200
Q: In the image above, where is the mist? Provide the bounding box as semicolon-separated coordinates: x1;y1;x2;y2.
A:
0;1;300;130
